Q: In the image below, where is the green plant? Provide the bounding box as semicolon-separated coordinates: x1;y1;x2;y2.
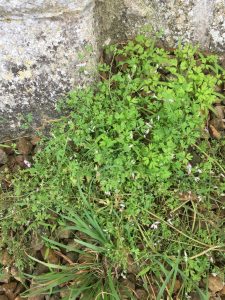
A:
22;209;129;300
1;35;225;297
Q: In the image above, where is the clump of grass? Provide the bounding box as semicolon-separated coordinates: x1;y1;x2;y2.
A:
1;35;225;298
22;208;124;300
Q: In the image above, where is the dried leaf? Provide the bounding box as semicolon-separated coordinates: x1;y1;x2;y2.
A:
178;191;198;202
208;275;224;293
209;124;221;139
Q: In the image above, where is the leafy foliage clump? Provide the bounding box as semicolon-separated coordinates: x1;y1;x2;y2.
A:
1;35;225;297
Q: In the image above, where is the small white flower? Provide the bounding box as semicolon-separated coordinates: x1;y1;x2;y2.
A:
194;177;200;182
197;196;202;202
146;122;152;128
185;293;191;299
153;241;159;246
119;203;126;212
167;218;173;225
212;272;217;277
24;160;31;168
131;173;135;179
197;169;202;174
144;128;150;135
121;271;127;279
220;193;225;196
209;257;214;263
157;115;160;121
186;163;192;175
150;221;160;230
105;191;111;196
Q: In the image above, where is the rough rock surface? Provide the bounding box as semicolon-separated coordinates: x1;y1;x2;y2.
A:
96;0;225;51
0;0;97;139
1;0;225;139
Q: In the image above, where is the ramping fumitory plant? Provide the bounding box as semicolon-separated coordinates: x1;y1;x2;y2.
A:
1;35;225;298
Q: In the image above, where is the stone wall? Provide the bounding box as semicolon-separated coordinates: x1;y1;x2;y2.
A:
0;0;97;139
0;0;225;139
96;0;225;51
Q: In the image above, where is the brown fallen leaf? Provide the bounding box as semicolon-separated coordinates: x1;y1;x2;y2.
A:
0;282;17;292
28;295;45;300
189;292;201;300
16;137;33;155
214;85;222;92
1;250;13;266
177;191;198;202
0;282;17;300
167;279;181;294
135;289;148;300
210;118;225;131
40;247;59;265
0;296;9;300
30;135;41;146
0;268;10;283
208;275;224;293
119;279;135;299
10;267;24;283
209;124;221;140
219;285;225;296
214;105;225;119
115;54;127;64
14;283;25;296
127;255;140;274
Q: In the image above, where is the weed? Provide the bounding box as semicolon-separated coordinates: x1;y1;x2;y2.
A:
22;208;123;300
1;35;225;298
